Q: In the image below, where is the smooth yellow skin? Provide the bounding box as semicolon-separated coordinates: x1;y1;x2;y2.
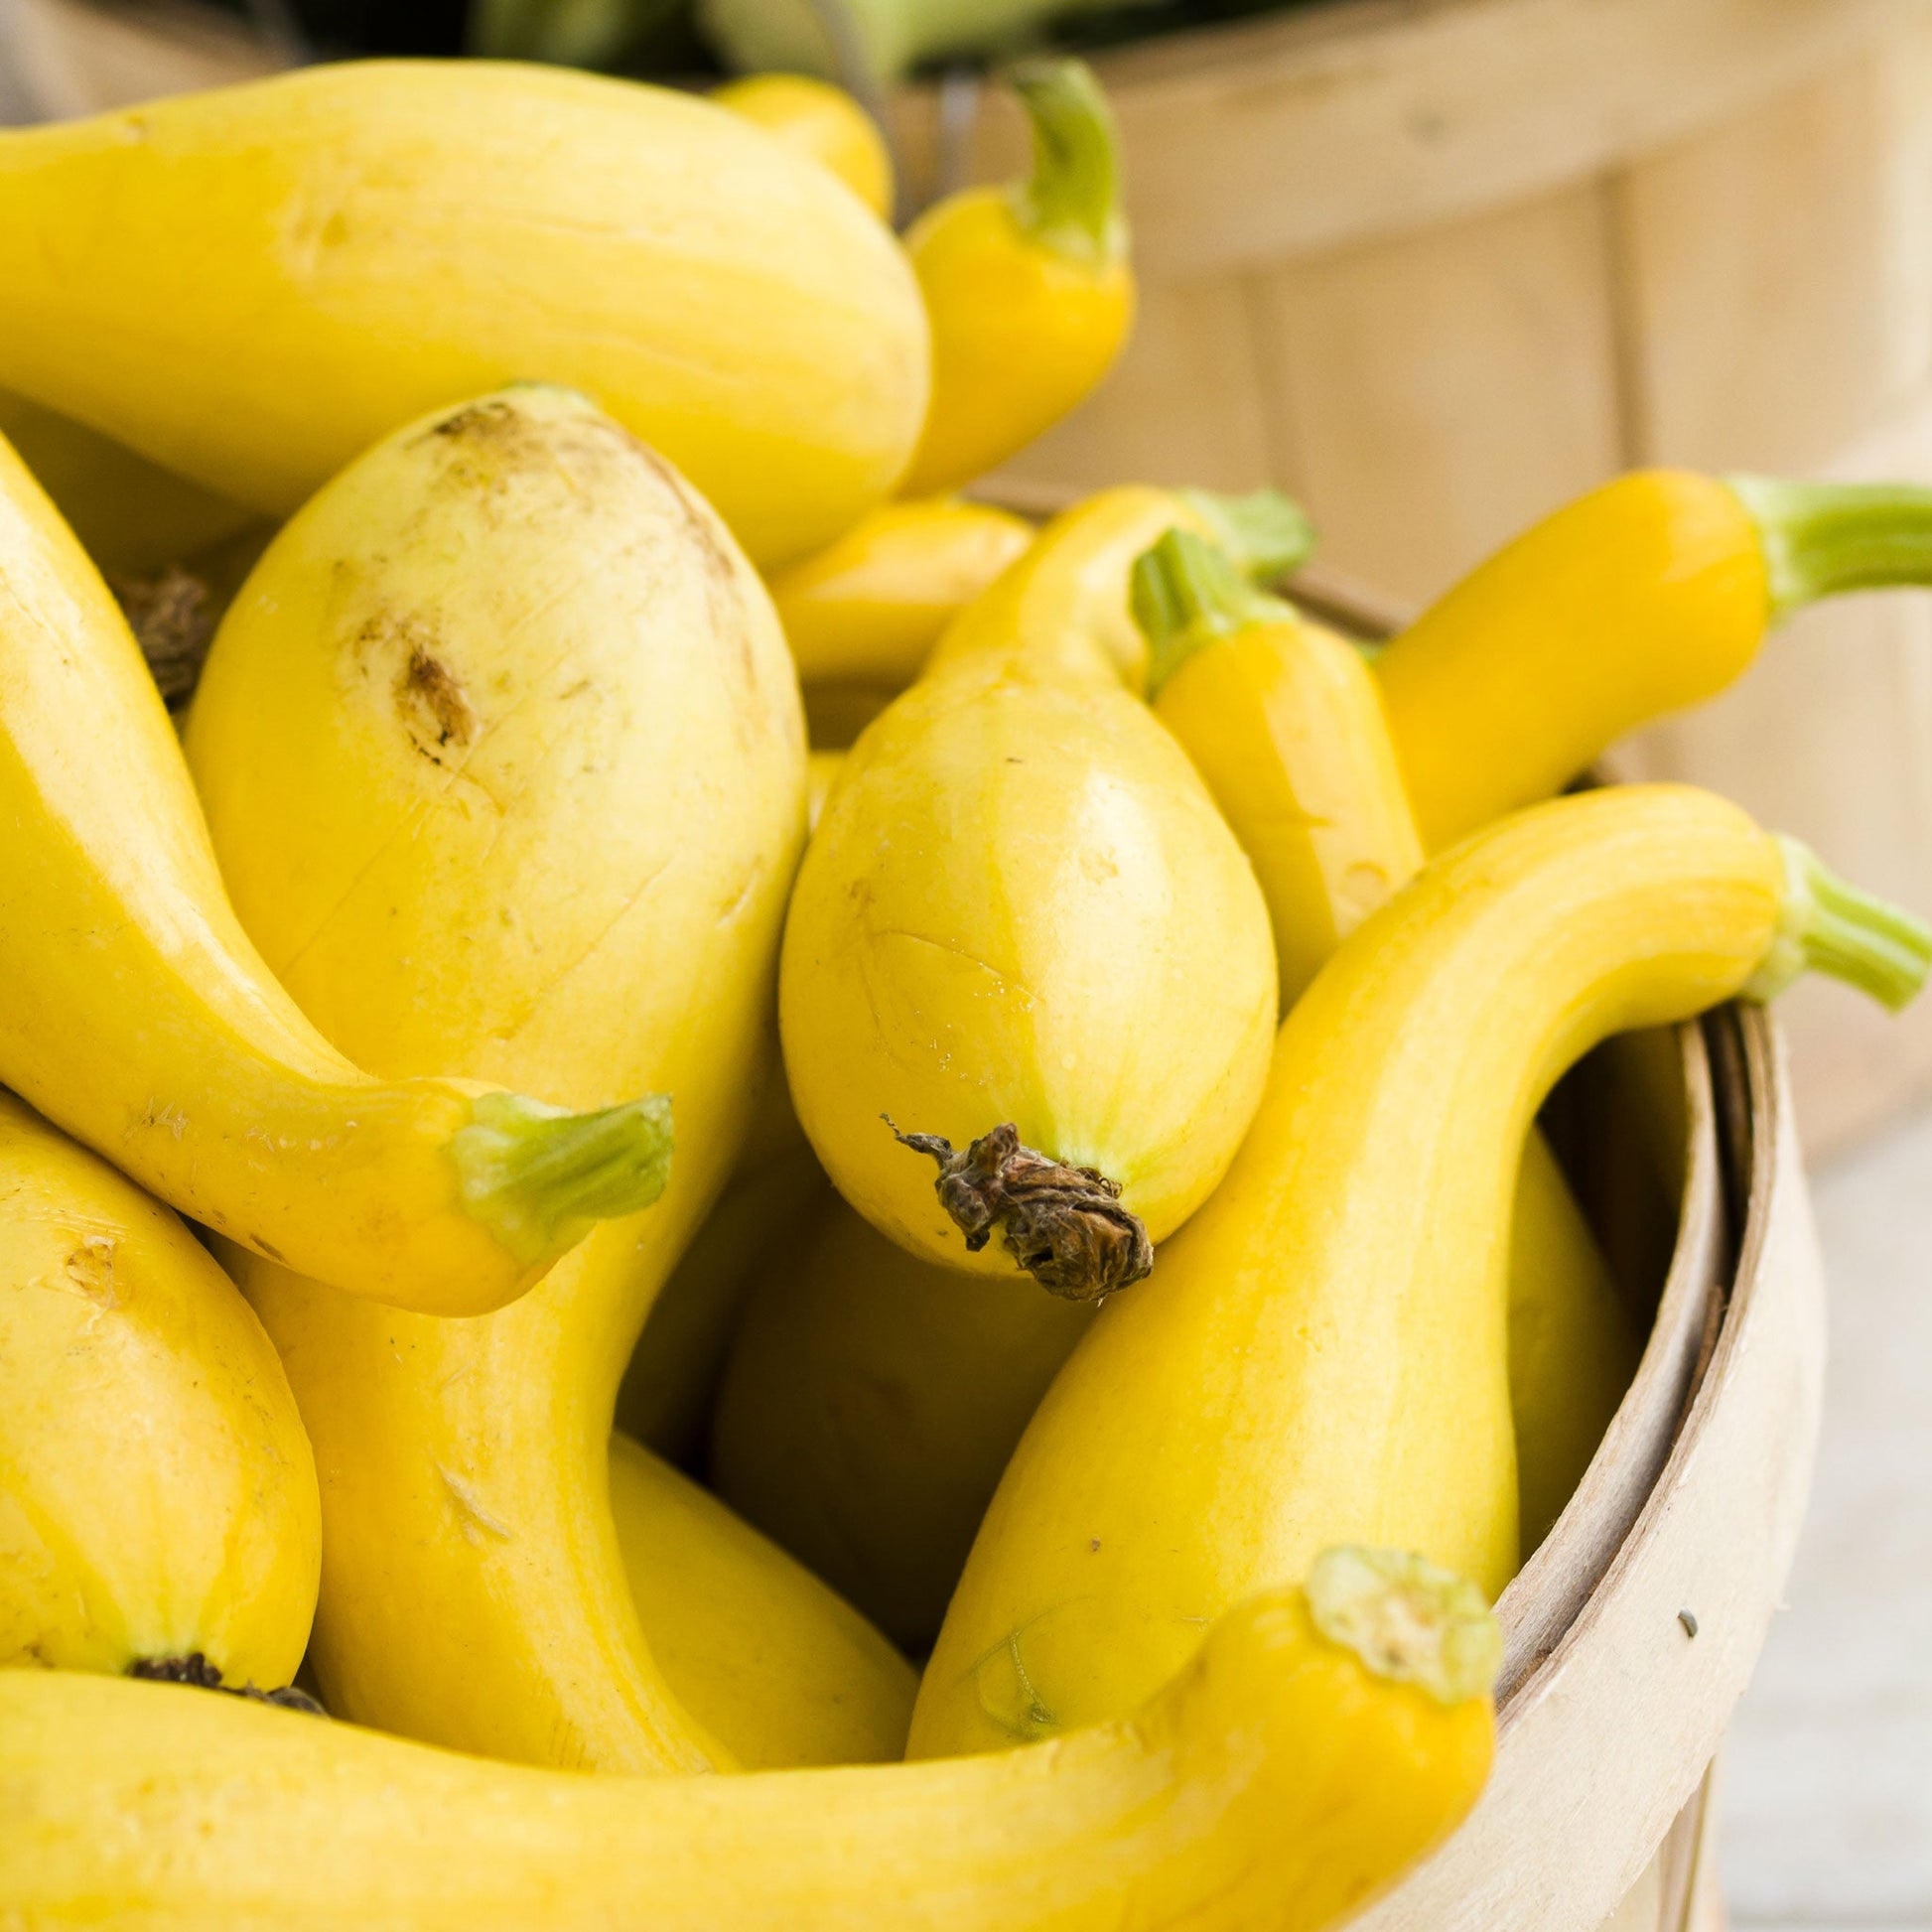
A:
771;497;1035;685
899;189;1134;497
927;484;1235;694
1152;604;1638;1555
783;487;1278;1277
713;1192;1091;1651
911;786;1786;1755
1156;612;1424;1012
617;1141;828;1463
0;388;258;577
611;1431;914;1768
714;72;895;218
0;1587;1493;1931
1377;471;1767;851
185;388;806;1773
0;62;928;569
1510;1130;1640;1554
781;587;1274;1278
0;1094;318;1688
0;428;603;1317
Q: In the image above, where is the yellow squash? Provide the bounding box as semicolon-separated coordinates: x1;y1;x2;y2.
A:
0;61;927;569
779;485;1308;1296
899;62;1134;498
923;481;1311;693
610;1431;914;1767
0;1547;1499;1930
1134;527;1639;1553
910;786;1931;1755
770;496;1035;686
712;1191;1091;1651
0;1093;318;1690
617;1130;828;1464
185;387;806;1774
714;72;895;218
0;387;257;578
1376;469;1932;851
0;426;666;1318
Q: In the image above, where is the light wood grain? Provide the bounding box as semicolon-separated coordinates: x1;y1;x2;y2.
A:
893;0;1913;276
1000;270;1277;494
1607;42;1932;473
1238;182;1622;603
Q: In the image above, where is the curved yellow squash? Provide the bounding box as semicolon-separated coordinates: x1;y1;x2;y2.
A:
610;1431;914;1768
0;387;257;577
0;1549;1498;1931
185;388;806;1774
0;1093;318;1690
769;497;1035;687
713;72;895;218
0;426;664;1317
1376;469;1932;850
0;62;928;568
1136;527;1638;1554
910;786;1929;1754
712;1191;1091;1651
899;63;1133;498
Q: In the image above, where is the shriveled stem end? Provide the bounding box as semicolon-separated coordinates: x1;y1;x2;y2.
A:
129;1653;327;1715
1132;526;1300;697
888;1117;1152;1300
453;1091;674;1269
1006;59;1127;269
1305;1547;1502;1708
1745;835;1932;1013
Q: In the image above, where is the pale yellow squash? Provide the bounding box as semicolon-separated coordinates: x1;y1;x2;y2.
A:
713;72;895;218
0;1093;318;1689
610;1431;913;1767
0;425;666;1318
185;387;806;1774
780;487;1304;1295
0;62;928;568
0;1549;1499;1931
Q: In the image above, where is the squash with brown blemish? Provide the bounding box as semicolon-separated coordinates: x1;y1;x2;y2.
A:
185;386;810;1774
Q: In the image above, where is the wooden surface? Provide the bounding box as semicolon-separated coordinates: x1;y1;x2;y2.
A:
1365;1008;1823;1930
889;0;1912;272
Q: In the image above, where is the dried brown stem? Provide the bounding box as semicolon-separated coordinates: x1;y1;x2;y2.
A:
129;1652;326;1715
888;1118;1152;1302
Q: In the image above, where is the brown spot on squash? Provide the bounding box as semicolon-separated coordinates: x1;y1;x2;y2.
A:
398;645;477;756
